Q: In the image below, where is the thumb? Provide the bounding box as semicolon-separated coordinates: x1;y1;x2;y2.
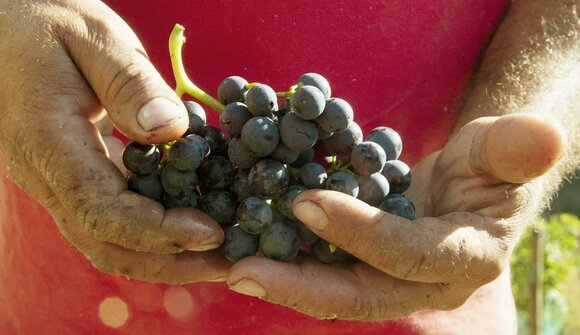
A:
58;3;188;144
469;114;565;183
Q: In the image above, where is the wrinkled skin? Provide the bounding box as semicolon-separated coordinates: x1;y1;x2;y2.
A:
227;114;565;320
0;0;229;283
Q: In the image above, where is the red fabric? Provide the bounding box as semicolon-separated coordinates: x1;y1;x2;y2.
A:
0;1;512;334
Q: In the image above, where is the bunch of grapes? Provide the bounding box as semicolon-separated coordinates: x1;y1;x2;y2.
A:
122;72;415;264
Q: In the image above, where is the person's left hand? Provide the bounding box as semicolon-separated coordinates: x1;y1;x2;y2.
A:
226;113;564;320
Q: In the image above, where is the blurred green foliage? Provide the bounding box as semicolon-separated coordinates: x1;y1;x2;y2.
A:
511;214;580;332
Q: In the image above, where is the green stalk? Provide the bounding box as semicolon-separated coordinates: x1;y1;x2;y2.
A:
169;24;225;113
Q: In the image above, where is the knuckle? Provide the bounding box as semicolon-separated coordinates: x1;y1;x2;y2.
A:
104;59;156;109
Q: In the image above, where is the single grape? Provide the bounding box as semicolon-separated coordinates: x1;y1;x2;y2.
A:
296;73;331;99
198;156;234;190
231;169;252;203
246;84;278;116
222;224;259;262
160;164;198;197
127;172;164;201
236;197;273;234
322;121;363;160
270;141;299;164
286;219;319;245
220;102;252;137
316;98;353;134
378;194;416;220
248;159;289;199
260;222;300;262
217;76;248;105
356;173;390;206
311;239;354;264
163;192;198;209
122;142;162;175
351;141;387;176
291;85;326;120
169;134;210;171
276;185;308;220
326;171;359;197
183;100;207;136
381;160;412;194
365;127;403;161
279;112;318;151
290;148;315;168
241;116;279;157
275;97;292;120
200;190;237;224
202;125;228;156
299;162;327;189
228;137;260;169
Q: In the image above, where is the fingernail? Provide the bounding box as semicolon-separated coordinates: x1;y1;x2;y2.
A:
229;279;266;298
188;242;221;252
293;201;328;231
137;98;184;131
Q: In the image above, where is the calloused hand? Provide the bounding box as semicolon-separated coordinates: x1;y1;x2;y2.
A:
0;0;229;283
226;114;564;319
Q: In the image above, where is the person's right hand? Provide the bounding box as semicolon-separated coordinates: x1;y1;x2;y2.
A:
0;0;229;283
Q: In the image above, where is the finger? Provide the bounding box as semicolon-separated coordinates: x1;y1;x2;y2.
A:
292;190;507;284
467;114;564;184
228;257;470;320
53;2;188;144
37;114;223;254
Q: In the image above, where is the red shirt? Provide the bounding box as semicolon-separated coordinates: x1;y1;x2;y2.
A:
0;1;515;334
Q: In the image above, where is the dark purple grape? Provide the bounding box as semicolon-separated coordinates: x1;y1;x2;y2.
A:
276;185;308;220
296;73;331;99
317;124;333;140
246;84;278;116
326;171;359;197
270;141;299;164
311;239;354;264
222;224;259;262
202;125;228;156
260;222;300;262
356;173;390;206
160;164;198;197
220;102;252;137
198;156;234;190
163;193;198;209
322;121;362;160
236;197;273;234
286;219;319;245
241;116;279;157
228;137;260;169
248;159;289;199
122;142;162;175
279;112;318;151
184;101;207;136
351;141;387;176
378;194;416;220
299;162;327;189
169;134;210;171
316;98;353;134
381;160;412;194
127;172;164;201
290;148;315;168
217;76;248;105
275;97;292;119
366;127;403;161
231;169;251;202
200;190;237;224
291;85;326;120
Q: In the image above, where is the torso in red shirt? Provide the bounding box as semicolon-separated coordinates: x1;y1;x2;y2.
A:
0;1;516;334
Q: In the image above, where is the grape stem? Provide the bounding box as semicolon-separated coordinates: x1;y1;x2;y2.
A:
276;83;302;98
169;24;225;113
